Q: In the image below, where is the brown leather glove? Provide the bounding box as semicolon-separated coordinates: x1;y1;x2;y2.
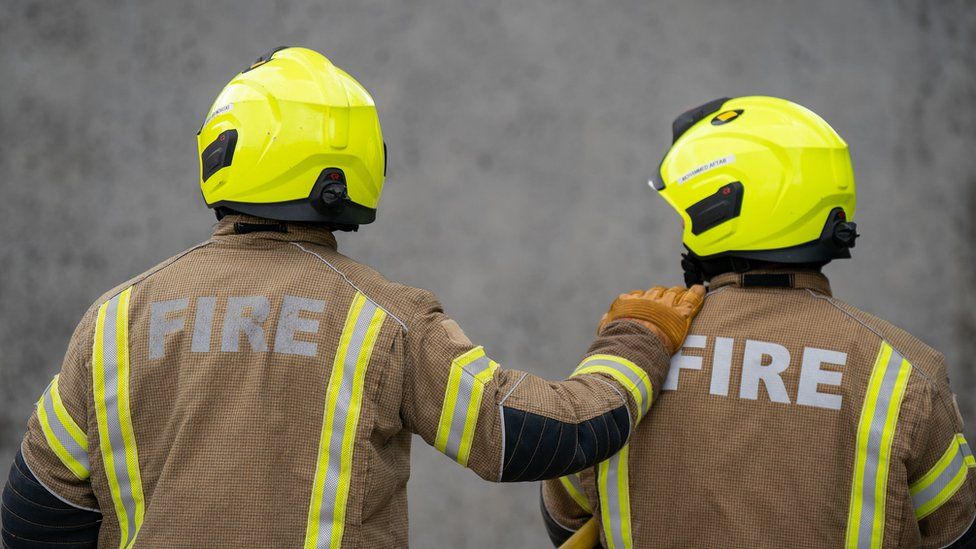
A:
598;285;706;354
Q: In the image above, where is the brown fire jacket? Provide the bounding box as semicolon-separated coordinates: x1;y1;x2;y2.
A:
542;270;976;548
19;215;670;548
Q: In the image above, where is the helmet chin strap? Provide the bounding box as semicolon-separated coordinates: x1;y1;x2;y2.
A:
681;253;705;287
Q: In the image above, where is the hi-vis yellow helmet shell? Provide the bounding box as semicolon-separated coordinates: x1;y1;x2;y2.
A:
651;96;858;283
198;47;386;226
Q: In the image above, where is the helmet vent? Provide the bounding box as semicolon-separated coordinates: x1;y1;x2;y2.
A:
201;130;238;182
686;181;744;235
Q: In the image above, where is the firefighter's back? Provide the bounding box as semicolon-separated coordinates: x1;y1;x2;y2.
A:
624;271;974;548
46;221;421;547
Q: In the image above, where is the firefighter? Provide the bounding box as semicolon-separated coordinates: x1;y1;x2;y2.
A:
541;96;976;548
0;47;704;548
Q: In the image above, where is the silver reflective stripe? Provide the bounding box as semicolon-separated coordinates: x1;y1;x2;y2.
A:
961;438;974;461
443;356;493;461
579;358;650;416
314;299;378;548
856;348;907;548
101;294;139;548
599;445;631;549
566;472;584;495
40;386;89;473
912;448;966;512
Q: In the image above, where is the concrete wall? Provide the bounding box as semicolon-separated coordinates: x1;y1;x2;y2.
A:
1;0;973;545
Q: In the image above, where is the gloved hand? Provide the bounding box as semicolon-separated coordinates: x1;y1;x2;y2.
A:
598;285;706;354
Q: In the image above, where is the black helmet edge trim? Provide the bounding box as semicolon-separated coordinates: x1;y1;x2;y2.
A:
672;97;733;143
653;96;733;191
242;46;292;73
210;199;376;225
684;207;858;266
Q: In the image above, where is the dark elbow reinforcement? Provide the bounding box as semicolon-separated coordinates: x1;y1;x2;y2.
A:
1;450;100;549
500;405;629;482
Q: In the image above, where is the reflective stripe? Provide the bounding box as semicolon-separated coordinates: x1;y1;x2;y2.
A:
305;292;386;549
36;375;90;480
960;434;976;468
910;434;975;519
597;444;632;549
573;354;652;420
434;346;499;466
559;472;591;513
845;342;912;549
93;287;146;549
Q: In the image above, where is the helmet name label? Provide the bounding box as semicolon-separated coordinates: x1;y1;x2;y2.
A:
203;102;234;126
677;154;735;185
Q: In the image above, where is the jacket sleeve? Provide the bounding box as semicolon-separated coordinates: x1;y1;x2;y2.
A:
540;470;596;546
16;309;100;513
2;449;100;548
400;290;670;482
905;355;976;549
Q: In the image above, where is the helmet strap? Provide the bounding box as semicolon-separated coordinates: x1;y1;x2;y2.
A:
681;253;706;286
681;252;769;287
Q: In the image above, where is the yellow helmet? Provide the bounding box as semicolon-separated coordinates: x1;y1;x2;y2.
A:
651;96;858;283
197;47;386;226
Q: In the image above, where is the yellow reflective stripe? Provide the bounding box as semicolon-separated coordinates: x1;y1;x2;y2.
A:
846;343;890;548
574;365;644;418
36;375;90;480
559;473;591;513
92;298;125;540
910;434;972;519
572;354;652;420
434;349;474;453
305;294;363;548
330;304;384;549
92;287;145;549
48;376;87;449
115;288;146;544
845;342;912;549
305;293;386;549
457;361;497;465
911;437;962;496
960;434;976;468
597;444;632;549
434;347;498;467
574;354;652;418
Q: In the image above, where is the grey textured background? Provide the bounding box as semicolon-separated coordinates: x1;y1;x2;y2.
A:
1;0;974;546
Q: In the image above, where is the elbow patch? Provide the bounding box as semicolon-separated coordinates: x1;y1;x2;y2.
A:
1;450;100;548
500;405;629;482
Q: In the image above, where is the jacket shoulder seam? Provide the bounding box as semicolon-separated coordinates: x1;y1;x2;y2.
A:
94;240;215;307
289;241;408;331
805;290;941;391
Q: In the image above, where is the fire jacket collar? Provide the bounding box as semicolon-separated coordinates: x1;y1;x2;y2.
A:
708;269;832;296
210;214;338;250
